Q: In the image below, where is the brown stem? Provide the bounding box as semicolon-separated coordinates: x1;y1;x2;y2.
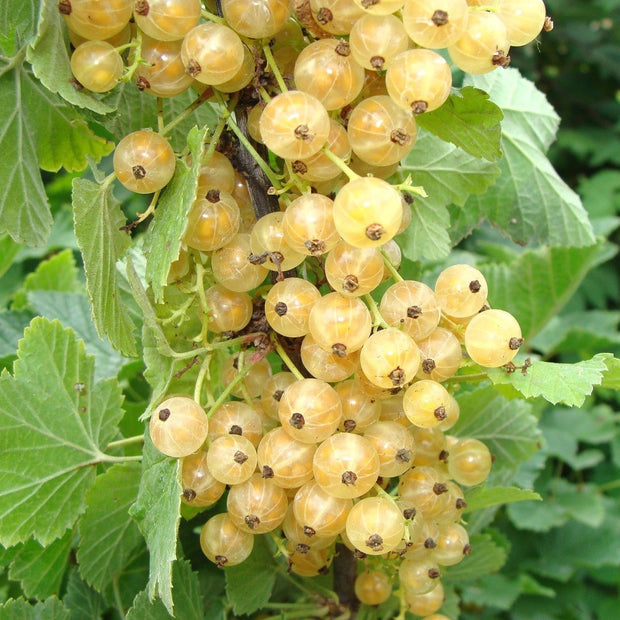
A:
333;543;359;615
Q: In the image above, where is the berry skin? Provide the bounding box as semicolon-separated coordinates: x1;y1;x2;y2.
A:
200;512;254;567
354;570;393;605
134;0;201;41
346;496;405;555
149;396;208;458
464;308;523;367
70;41;123;93
113;130;176;194
313;433;380;499
333;176;403;248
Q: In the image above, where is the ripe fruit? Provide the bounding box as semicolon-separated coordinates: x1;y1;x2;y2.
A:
70;41;123;93
113;130;176;194
200;512;254;567
259;90;331;160
332;176;403;248
464;308;523;367
149;396;208;458
345;496;405;555
313;432;380;499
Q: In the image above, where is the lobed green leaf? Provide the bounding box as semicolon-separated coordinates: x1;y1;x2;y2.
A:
451;386;541;473
28;291;125;381
8;529;73;599
128;434;182;615
12;248;81;309
64;568;106;620
397;130;500;260
77;462;143;591
461;69;595;247
0;317;125;546
0;0;40;56
0;597;70;620
72;177;138;357
486;353;612;407
481;242;606;340
416;86;503;161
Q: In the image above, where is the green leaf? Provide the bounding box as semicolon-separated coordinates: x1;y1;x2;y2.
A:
462;68;595;247
530;311;620;357
460;573;523;611
397;130;500;260
77;462;143;591
481;242;605;340
0;235;21;280
486;353;612;407
126;560;204;620
0;310;32;358
0;67;51;247
97;84;217;150
12;249;81;308
416;86;503;161
145;126;207;303
26;0;114;114
444;533;508;582
0;597;70;620
8;529;72;599
22;70;113;172
451;386;541;474
72;177;138;357
225;535;278;616
28;291;125;381
463;486;541;513
0;0;40;56
129;434;181;615
0;317;125;546
527;498;620;579
601;355;620;390
64;568;106;620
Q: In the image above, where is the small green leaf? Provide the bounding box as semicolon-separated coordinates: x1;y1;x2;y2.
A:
397;130;500;260
28;291;125;381
486;353;612;407
0;597;70;620
0;310;32;358
444;533;508;582
129;434;182;615
0;235;21;279
601;356;620;390
12;248;81;308
481;243;606;340
464;486;541;513
126;560;204;620
451;386;541;474
97;84;217;149
72;177;137;357
416;86;503;161
0;317;125;546
64;568;106;620
460;573;523;611
77;462;143;591
225;535;278;616
8;529;73;598
145;126;207;303
0;0;40;56
530;311;620;357
0;67;51;247
26;0;114;114
463;69;595;247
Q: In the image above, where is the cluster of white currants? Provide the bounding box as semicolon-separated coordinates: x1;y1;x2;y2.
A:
59;0;538;614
